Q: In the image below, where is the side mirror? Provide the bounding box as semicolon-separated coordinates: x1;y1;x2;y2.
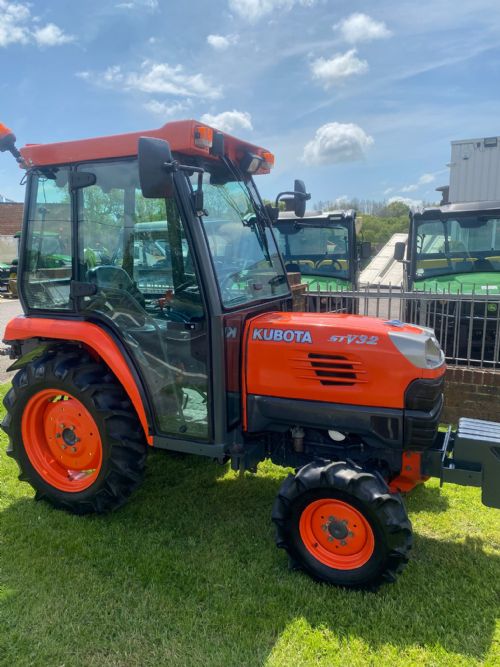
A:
293;179;310;218
394;241;406;262
360;241;371;260
138;137;175;199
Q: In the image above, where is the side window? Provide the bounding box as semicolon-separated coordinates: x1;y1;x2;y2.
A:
23;169;72;310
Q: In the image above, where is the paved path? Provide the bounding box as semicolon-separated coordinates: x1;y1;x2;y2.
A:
359;233;407;287
0;297;22;383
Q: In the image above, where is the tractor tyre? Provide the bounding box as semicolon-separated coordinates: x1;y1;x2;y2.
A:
272;460;412;590
2;349;147;514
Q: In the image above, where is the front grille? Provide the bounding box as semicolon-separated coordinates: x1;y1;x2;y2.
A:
307;353;366;386
405;376;444;411
404;376;444;448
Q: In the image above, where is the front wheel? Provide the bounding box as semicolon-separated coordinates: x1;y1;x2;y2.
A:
2;349;147;514
272;460;412;589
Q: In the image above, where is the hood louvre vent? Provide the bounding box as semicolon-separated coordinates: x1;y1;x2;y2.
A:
307;353;364;386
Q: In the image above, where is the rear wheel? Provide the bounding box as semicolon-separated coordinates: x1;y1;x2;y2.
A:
272;460;412;589
2;349;147;514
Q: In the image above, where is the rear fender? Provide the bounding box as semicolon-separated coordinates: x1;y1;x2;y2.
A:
4;316;153;445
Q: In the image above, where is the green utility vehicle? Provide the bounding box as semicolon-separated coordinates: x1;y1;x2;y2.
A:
273;210;370;313
274;210;370;292
394;201;500;361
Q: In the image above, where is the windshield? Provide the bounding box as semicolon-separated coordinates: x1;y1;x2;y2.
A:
413;216;500;280
192;172;289;307
274;221;350;279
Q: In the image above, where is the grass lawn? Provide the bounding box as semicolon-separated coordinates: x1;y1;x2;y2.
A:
0;381;499;667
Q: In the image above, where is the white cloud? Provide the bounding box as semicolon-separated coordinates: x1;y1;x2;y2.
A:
144;99;191;117
78;61;222;100
33;23;74;47
311;49;368;88
128;62;221;98
0;1;72;48
401;172;436;192
388;196;422;210
115;0;158;9
207;33;239;50
200;110;253;134
337;13;392;44
228;0;316;22
303;122;374;166
0;0;30;47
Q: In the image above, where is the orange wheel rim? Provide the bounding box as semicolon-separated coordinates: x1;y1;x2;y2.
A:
299;499;374;570
21;389;102;493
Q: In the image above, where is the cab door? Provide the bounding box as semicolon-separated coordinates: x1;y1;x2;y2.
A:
75;158;210;441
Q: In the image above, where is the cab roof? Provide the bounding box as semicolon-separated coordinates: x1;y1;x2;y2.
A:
19;119;272;172
414;200;500;219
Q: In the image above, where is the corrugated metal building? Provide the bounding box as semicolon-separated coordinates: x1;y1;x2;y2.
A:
449;136;500;203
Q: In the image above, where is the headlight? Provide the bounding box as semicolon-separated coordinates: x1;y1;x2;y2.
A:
389;330;445;369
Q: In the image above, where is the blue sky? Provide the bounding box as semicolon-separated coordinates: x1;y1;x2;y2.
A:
1;0;500;207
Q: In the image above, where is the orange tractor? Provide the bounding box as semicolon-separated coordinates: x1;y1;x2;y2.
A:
1;120;499;589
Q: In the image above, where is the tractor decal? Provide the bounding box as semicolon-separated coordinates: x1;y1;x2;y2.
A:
329;334;379;345
252;328;313;343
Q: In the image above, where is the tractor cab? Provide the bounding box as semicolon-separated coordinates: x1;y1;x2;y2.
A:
273;210;370;291
398;201;500;292
11;121;305;447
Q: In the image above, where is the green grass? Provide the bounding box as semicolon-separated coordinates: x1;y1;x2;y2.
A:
0;381;499;667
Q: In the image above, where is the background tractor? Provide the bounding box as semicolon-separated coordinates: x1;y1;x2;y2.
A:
1;119;499;590
395;202;500;363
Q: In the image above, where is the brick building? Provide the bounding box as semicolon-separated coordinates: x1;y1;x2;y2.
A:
0;202;23;235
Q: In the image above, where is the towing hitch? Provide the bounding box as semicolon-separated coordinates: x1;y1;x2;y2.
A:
425;418;500;509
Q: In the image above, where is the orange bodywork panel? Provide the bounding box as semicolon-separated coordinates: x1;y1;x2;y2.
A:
4;316;153;445
389;451;429;494
242;312;445;429
19;119;272;173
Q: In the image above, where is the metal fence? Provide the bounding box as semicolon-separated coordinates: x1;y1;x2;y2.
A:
305;285;500;368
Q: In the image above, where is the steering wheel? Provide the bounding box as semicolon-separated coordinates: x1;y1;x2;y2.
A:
87;265;146;307
330;258;344;271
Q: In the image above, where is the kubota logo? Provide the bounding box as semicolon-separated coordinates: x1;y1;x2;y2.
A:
252;328;312;343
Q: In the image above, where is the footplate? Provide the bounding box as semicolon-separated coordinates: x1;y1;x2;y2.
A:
441;418;500;508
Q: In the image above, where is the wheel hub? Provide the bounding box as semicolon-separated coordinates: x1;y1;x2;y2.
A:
324;516;350;541
61;427;78;446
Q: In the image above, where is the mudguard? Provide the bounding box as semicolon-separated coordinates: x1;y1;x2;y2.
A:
3;316;153;444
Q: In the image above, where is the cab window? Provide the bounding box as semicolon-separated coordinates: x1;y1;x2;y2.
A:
23;168;72;310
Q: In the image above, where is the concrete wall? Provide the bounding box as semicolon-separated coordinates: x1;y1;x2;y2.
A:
442;366;500;424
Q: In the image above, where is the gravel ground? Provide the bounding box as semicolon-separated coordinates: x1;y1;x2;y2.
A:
0;296;23;383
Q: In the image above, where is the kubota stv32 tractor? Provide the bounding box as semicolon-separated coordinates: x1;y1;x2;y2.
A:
0;120;499;590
